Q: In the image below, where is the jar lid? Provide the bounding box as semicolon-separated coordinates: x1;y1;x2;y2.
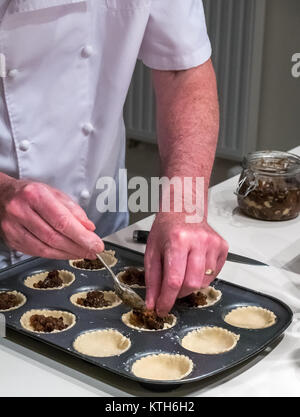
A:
243;150;300;177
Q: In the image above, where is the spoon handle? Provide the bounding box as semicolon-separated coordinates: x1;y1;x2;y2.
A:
96;253;146;311
96;253;119;286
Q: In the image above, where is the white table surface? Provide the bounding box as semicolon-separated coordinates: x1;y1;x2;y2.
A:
1;147;299;397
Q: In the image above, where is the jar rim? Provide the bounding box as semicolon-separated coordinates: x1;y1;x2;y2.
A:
243;150;300;177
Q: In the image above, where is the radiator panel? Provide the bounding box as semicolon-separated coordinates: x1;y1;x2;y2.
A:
124;0;266;160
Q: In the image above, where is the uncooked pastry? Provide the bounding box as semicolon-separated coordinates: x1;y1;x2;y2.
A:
69;250;117;271
0;290;26;312
122;310;177;331
24;270;75;290
224;306;277;329
117;267;145;288
131;353;193;381
70;290;122;310
73;329;131;357
181;327;240;354
20;309;76;334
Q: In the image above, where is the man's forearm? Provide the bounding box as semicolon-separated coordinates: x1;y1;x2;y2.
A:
146;60;228;315
152;59;219;217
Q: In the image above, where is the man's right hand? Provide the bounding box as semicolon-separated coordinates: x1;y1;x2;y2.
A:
0;174;104;260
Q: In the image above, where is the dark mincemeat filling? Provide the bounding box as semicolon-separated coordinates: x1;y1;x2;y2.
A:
130;310;173;330
76;290;111;308
0;292;19;310
30;314;68;332
33;270;63;289
177;291;208;307
238;156;300;221
238;177;300;221
73;259;104;270
120;267;145;286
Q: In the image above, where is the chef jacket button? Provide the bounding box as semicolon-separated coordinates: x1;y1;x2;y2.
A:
14;251;23;259
19;140;30;152
8;69;19;78
82;122;94;135
80;189;90;200
81;45;93;58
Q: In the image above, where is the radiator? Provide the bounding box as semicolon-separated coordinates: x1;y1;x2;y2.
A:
124;0;266;161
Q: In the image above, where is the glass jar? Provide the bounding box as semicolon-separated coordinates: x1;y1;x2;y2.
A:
236;151;300;221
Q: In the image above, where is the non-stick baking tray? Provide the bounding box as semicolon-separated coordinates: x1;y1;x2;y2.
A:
0;241;293;390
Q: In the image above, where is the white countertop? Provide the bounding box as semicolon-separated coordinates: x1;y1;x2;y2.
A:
1;146;299;397
109;146;300;275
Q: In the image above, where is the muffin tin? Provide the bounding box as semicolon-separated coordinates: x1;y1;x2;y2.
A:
0;242;293;390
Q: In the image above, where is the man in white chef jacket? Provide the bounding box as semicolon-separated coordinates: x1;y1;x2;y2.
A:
0;0;228;316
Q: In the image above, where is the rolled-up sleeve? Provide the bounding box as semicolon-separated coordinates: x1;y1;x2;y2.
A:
138;0;211;70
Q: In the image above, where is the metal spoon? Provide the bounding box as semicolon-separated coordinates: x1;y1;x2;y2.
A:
96;253;146;311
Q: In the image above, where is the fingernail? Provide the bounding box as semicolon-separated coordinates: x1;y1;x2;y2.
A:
87;242;102;254
94;241;104;253
146;300;154;311
87;221;96;231
156;309;166;318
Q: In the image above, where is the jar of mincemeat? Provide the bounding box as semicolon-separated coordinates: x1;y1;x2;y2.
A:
236;151;300;221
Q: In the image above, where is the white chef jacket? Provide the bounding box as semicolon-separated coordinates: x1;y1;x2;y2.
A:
0;0;211;268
